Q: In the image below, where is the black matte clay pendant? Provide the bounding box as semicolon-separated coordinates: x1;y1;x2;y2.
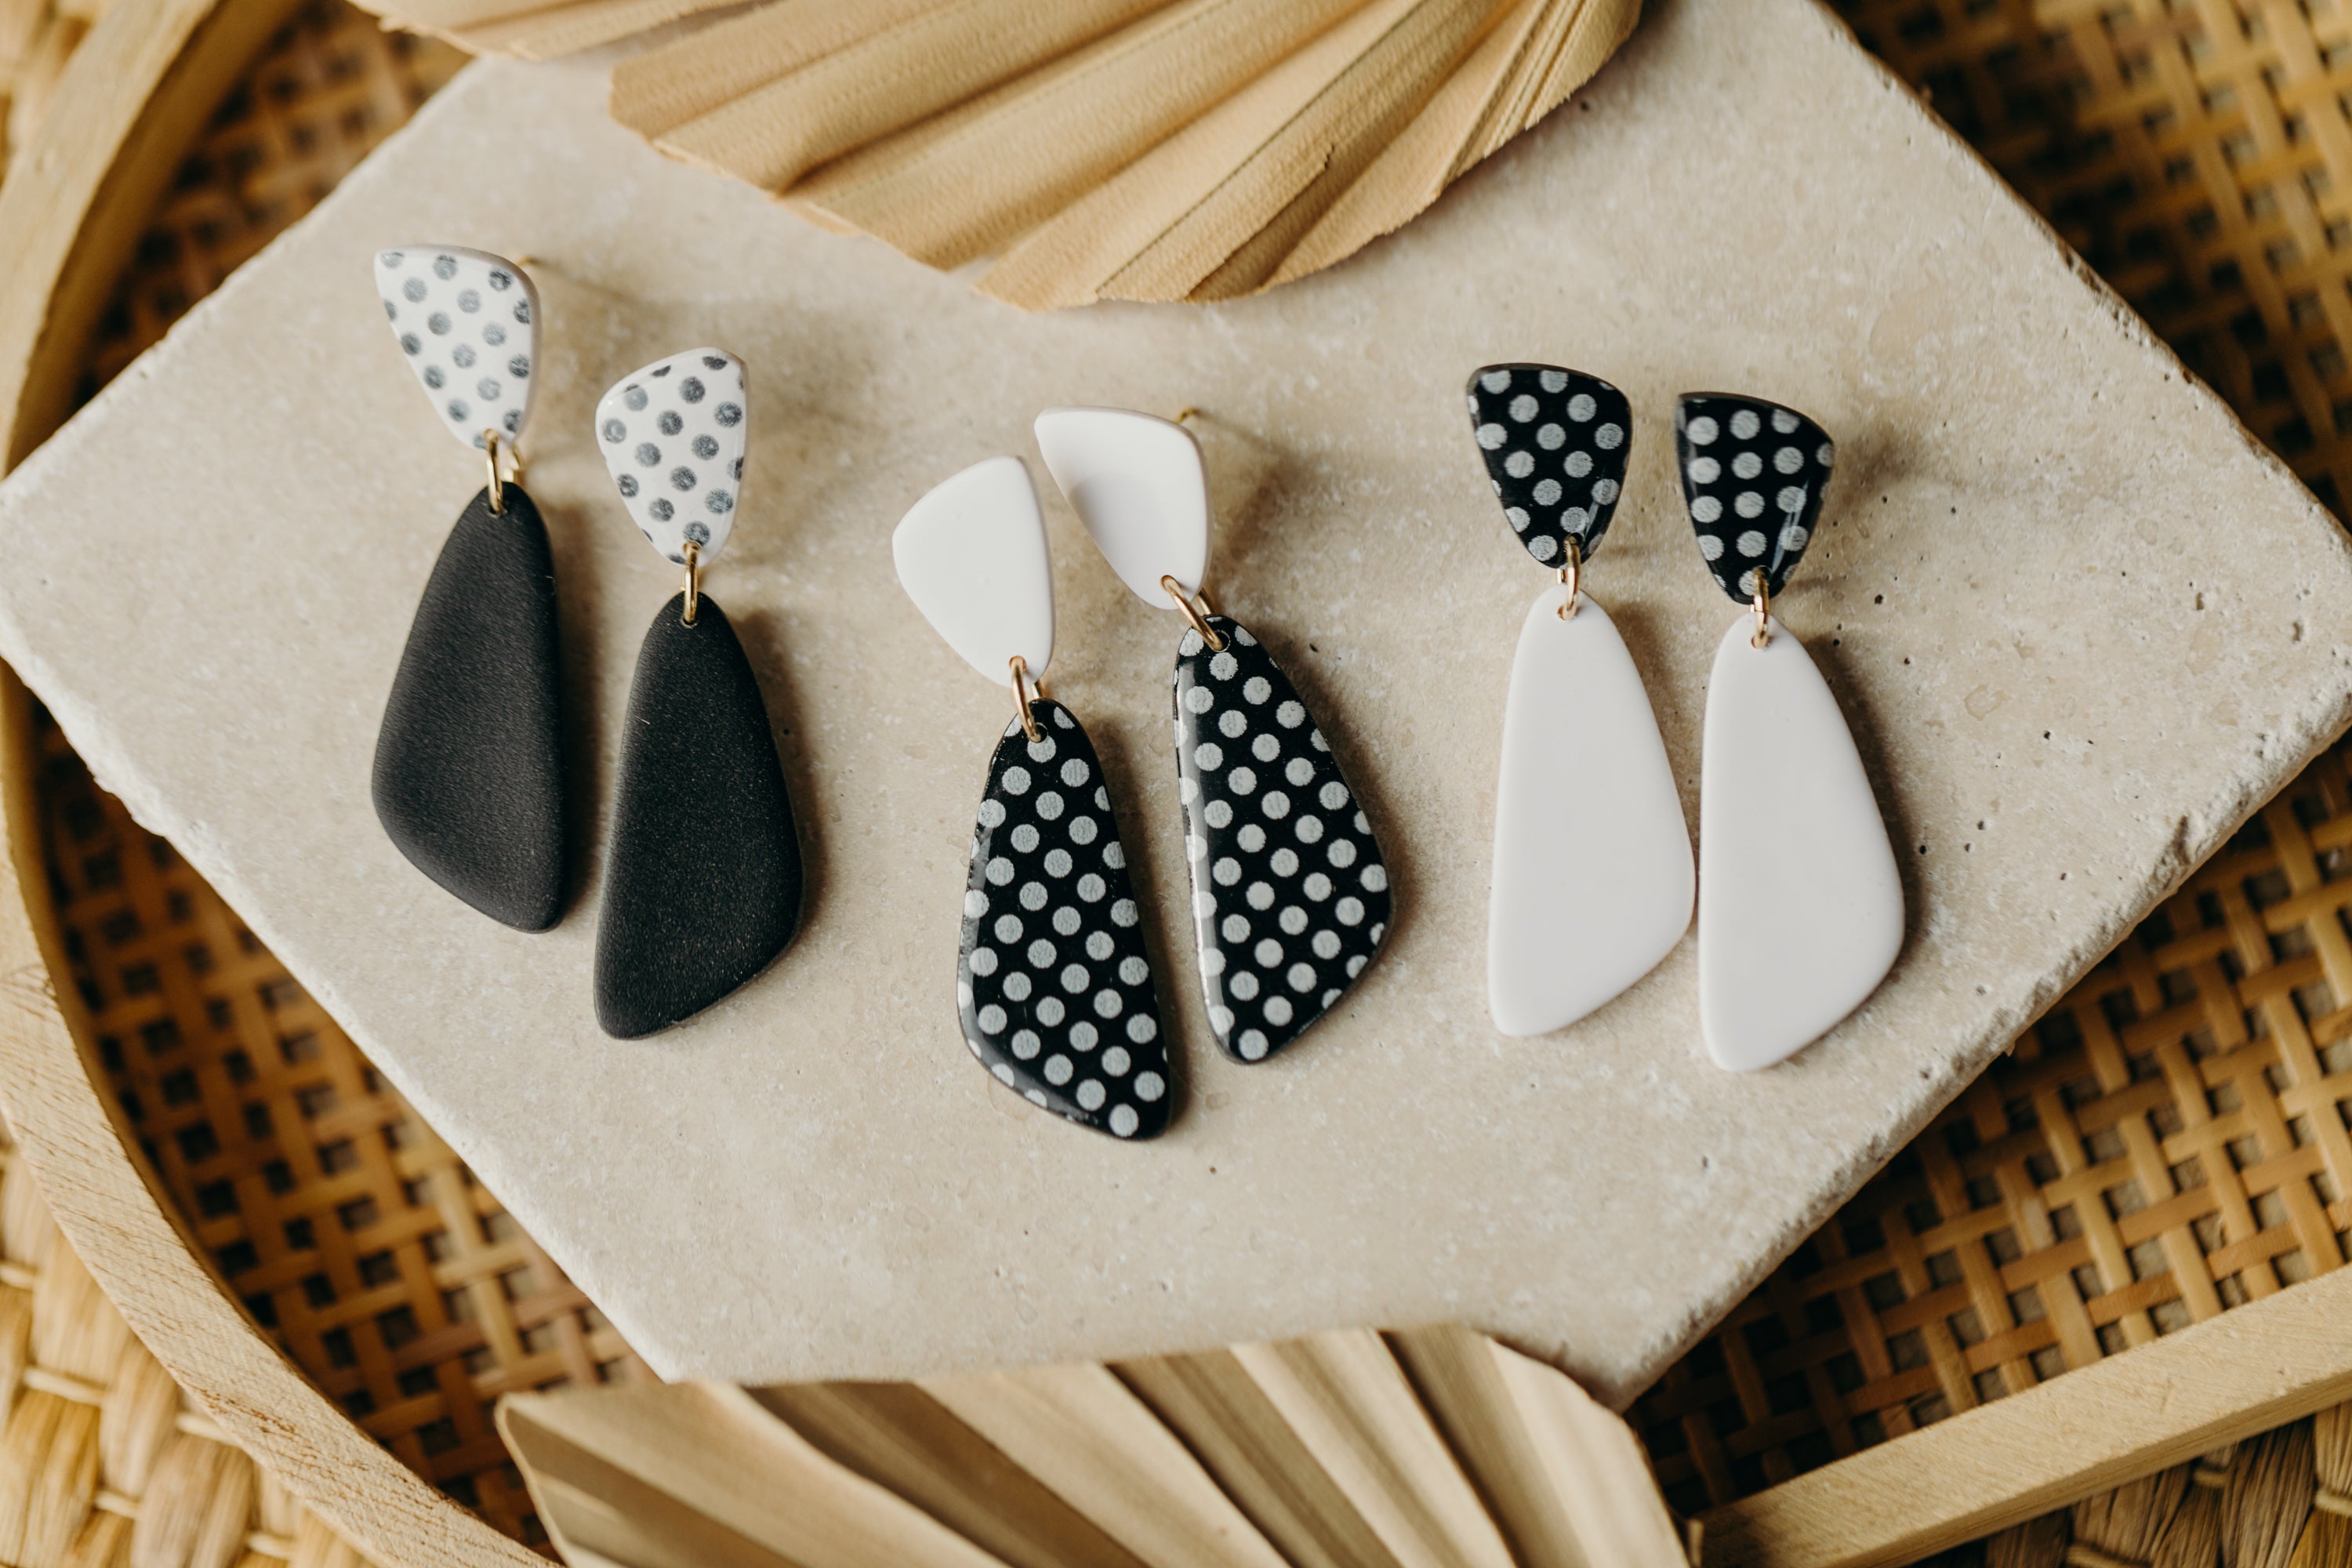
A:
1174;616;1389;1062
1465;364;1632;568
1674;394;1837;602
958;699;1171;1139
372;484;564;931
593;593;802;1039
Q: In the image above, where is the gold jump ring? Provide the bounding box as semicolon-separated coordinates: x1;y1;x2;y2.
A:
1557;536;1581;622
1750;575;1771;649
682;540;702;627
483;430;506;514
1160;575;1225;652
1008;655;1040;742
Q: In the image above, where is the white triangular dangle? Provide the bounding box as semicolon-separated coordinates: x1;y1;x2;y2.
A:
1677;394;1902;1071
1035;408;1209;601
1039;406;1391;1065
594;349;749;565
372;245;539;451
1466;365;1692;1036
892;456;1053;684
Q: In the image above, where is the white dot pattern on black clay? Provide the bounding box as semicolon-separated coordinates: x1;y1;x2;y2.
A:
1463;364;1632;567
593;348;749;566
1174;617;1389;1063
373;246;538;451
960;699;1172;1140
1675;393;1836;602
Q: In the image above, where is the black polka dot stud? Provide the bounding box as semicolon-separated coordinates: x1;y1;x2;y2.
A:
1036;408;1392;1065
1671;392;1902;1073
1464;365;1691;1038
368;245;565;932
895;457;1175;1140
588;349;804;1039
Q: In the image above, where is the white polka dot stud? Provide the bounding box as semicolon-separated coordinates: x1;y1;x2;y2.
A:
368;246;565;935
895;457;1174;1140
1036;406;1391;1064
1672;393;1901;1073
586;347;804;1039
594;348;749;570
1466;365;1692;1037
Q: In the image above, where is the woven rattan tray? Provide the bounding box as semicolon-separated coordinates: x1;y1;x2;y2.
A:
4;0;2352;1563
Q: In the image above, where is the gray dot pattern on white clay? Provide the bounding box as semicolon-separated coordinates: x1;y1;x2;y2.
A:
593;347;749;566
1174;615;1389;1064
959;699;1172;1141
1675;392;1836;602
373;246;538;452
1464;363;1632;567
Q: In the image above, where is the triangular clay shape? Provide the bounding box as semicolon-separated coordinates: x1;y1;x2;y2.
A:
1174;615;1388;1062
958;699;1172;1139
1487;585;1691;1036
372;485;565;931
594;593;803;1038
1697;615;1901;1069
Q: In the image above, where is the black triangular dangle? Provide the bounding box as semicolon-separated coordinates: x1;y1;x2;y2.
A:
1674;394;1837;602
958;699;1173;1139
372;485;565;931
593;593;803;1038
1172;616;1390;1062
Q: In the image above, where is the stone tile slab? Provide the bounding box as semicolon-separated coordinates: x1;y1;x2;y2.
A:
3;0;2348;1406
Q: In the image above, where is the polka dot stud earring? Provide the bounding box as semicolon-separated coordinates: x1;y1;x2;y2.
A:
368;246;565;932
894;457;1174;1140
1675;394;1902;1071
1465;365;1692;1036
1035;408;1391;1065
589;349;804;1038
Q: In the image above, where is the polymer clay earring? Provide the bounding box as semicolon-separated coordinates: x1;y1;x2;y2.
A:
369;245;565;932
894;457;1173;1140
1465;365;1692;1036
1675;394;1901;1071
1036;408;1390;1065
590;349;803;1038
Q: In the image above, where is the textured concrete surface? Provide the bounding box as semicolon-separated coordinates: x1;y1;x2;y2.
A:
4;0;2350;1408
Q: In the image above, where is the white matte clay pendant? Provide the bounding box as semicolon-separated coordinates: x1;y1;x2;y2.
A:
1489;586;1693;1035
1677;394;1901;1071
1465;365;1690;1036
895;458;1175;1140
1039;406;1391;1063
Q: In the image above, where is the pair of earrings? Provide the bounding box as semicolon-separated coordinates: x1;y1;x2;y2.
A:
367;246;803;1040
1467;365;1903;1071
895;410;1392;1141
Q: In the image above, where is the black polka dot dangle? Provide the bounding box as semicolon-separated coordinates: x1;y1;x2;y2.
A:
895;457;1175;1139
589;349;804;1039
369;245;566;932
1037;408;1392;1064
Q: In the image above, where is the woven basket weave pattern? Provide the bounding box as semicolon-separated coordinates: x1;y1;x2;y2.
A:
0;1134;376;1568
39;714;650;1548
